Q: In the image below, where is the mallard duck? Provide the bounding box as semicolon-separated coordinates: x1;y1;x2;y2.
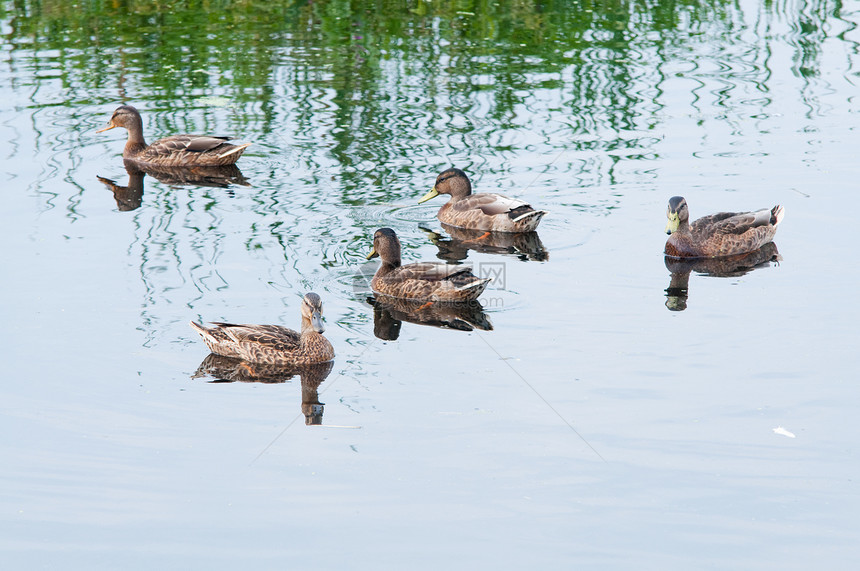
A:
418;168;547;232
664;196;785;258
366;228;490;301
97;105;250;167
190;293;334;365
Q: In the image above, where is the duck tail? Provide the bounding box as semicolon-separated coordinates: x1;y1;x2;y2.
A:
189;320;211;338
456;277;491;295
511;209;547;223
771;205;785;226
218;142;251;159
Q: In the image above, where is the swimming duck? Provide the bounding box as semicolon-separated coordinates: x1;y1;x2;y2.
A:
190;293;334;365
418;168;547;232
366;228;491;301
664;196;784;258
97;105;250;167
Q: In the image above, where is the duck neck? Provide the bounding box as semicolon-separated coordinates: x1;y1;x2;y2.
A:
378;259;400;276
449;178;472;202
300;317;318;339
299;319;330;356
123;115;147;157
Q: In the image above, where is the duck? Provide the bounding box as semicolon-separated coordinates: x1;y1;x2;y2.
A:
189;293;334;365
664;196;785;258
418;168;547;232
97;105;250;167
366;227;491;302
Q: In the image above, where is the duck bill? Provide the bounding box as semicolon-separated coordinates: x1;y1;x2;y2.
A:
366;247;378;260
95;123;116;134
665;215;679;235
311;310;325;334
417;186;439;204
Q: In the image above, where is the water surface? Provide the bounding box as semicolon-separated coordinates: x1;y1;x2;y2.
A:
1;1;859;568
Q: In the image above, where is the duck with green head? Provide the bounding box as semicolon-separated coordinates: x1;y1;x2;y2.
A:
664;196;784;258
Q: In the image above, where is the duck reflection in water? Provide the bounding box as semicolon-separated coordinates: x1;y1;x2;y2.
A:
97;161;249;211
192;356;333;425
420;224;548;262
368;294;492;340
97;166;145;211
664;242;782;311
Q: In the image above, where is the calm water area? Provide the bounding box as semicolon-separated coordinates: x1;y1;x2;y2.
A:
2;0;859;568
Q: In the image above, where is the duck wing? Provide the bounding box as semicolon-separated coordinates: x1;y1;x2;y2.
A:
698;209;775;235
392;262;477;283
453;193;530;216
209;322;301;351
150;134;233;154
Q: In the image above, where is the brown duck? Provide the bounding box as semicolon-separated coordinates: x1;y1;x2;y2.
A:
97;105;250;167
366;228;490;302
418;168;547;232
190;293;334;365
664;196;785;258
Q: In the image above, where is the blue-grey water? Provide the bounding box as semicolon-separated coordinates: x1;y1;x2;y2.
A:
1;1;859;568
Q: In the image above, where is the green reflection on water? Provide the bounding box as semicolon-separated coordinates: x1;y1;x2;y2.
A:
3;0;743;115
1;0;843;196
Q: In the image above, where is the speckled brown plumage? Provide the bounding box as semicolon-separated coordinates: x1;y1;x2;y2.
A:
664;196;784;258
366;228;490;301
98;105;250;167
190;293;334;365
418;168;547;232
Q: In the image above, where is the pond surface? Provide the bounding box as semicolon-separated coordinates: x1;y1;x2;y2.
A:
2;0;859;568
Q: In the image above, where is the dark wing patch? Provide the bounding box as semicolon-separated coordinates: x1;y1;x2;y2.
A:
710;213;758;235
185;136;232;152
394;262;470;282
507;204;535;220
148;135;230;155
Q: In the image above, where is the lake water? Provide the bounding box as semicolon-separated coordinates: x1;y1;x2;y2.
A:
2;1;859;568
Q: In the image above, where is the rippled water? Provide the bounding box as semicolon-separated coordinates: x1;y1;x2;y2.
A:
2;1;859;568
